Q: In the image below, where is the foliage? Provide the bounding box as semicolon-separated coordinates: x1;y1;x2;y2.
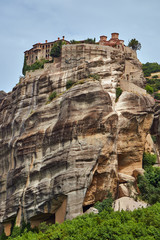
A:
84;38;96;44
142;152;156;170
152;75;159;79
22;57;27;76
66;80;74;89
70;40;81;44
5;203;160;240
89;74;100;81
154;93;160;100
116;87;123;101
94;192;113;213
145;84;154;94
142;62;160;77
128;38;141;51
50;40;66;59
151;135;157;143
138;153;160;205
0;231;7;240
22;58;49;75
48;91;57;101
70;38;96;44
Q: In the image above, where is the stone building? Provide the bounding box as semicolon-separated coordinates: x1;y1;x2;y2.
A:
99;33;124;50
24;33;124;66
24;36;70;65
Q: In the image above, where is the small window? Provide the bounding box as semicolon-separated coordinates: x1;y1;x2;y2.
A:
46;55;47;58
43;45;44;49
36;56;38;60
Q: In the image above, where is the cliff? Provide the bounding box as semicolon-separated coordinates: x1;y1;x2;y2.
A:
0;44;155;235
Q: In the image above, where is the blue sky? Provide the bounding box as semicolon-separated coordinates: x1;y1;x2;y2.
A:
0;0;160;92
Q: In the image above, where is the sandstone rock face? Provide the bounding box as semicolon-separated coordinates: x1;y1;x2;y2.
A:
0;44;154;230
113;197;148;211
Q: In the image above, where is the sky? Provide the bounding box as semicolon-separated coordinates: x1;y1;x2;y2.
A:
0;0;160;93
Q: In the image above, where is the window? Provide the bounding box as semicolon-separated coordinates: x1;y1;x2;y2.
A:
36;56;38;60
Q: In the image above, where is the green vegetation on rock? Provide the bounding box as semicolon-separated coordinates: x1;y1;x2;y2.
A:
50;40;67;60
48;91;57;102
4;203;160;240
128;38;141;51
66;80;74;89
138;152;160;205
22;58;49;76
116;87;123;101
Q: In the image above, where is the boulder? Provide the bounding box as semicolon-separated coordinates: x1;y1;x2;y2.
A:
118;173;135;183
113;197;148;211
85;207;99;214
132;168;145;179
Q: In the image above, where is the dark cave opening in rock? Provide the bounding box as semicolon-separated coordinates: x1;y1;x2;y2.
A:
30;213;55;228
83;204;94;213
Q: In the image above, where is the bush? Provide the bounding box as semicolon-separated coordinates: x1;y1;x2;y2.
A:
89;74;100;81
50;40;66;59
142;62;160;77
142;152;156;170
66;80;74;89
22;58;49;75
48;91;57;101
6;203;160;239
138;153;160;205
94;192;113;213
84;38;96;44
154;93;160;100
152;75;159;79
116;87;123;101
145;84;154;94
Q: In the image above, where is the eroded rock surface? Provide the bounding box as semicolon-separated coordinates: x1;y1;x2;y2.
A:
0;44;154;231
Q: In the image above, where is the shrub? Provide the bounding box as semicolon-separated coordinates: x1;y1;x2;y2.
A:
22;58;49;75
145;84;154;94
142;62;160;77
116;87;123;101
151;135;157;143
84;38;96;44
142;152;156;170
66;80;74;89
89;74;100;81
152;75;159;79
48;91;57;101
50;40;66;59
138;153;160;205
154;93;160;100
94;192;113;213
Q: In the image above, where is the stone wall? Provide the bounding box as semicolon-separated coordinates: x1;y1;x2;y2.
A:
61;44;115;71
120;79;146;95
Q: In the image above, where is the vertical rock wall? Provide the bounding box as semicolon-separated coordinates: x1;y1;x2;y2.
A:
0;44;155;233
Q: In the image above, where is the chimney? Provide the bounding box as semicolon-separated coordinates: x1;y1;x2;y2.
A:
62;36;65;40
58;37;60;40
100;35;107;42
45;40;48;43
111;33;119;39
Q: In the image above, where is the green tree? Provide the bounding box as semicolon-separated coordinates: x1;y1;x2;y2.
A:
128;38;141;51
22;57;27;76
50;40;66;60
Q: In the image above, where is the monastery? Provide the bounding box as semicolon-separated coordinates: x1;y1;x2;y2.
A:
24;33;124;66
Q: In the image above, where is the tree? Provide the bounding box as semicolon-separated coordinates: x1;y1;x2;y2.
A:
22;56;27;76
128;38;141;51
50;40;66;60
